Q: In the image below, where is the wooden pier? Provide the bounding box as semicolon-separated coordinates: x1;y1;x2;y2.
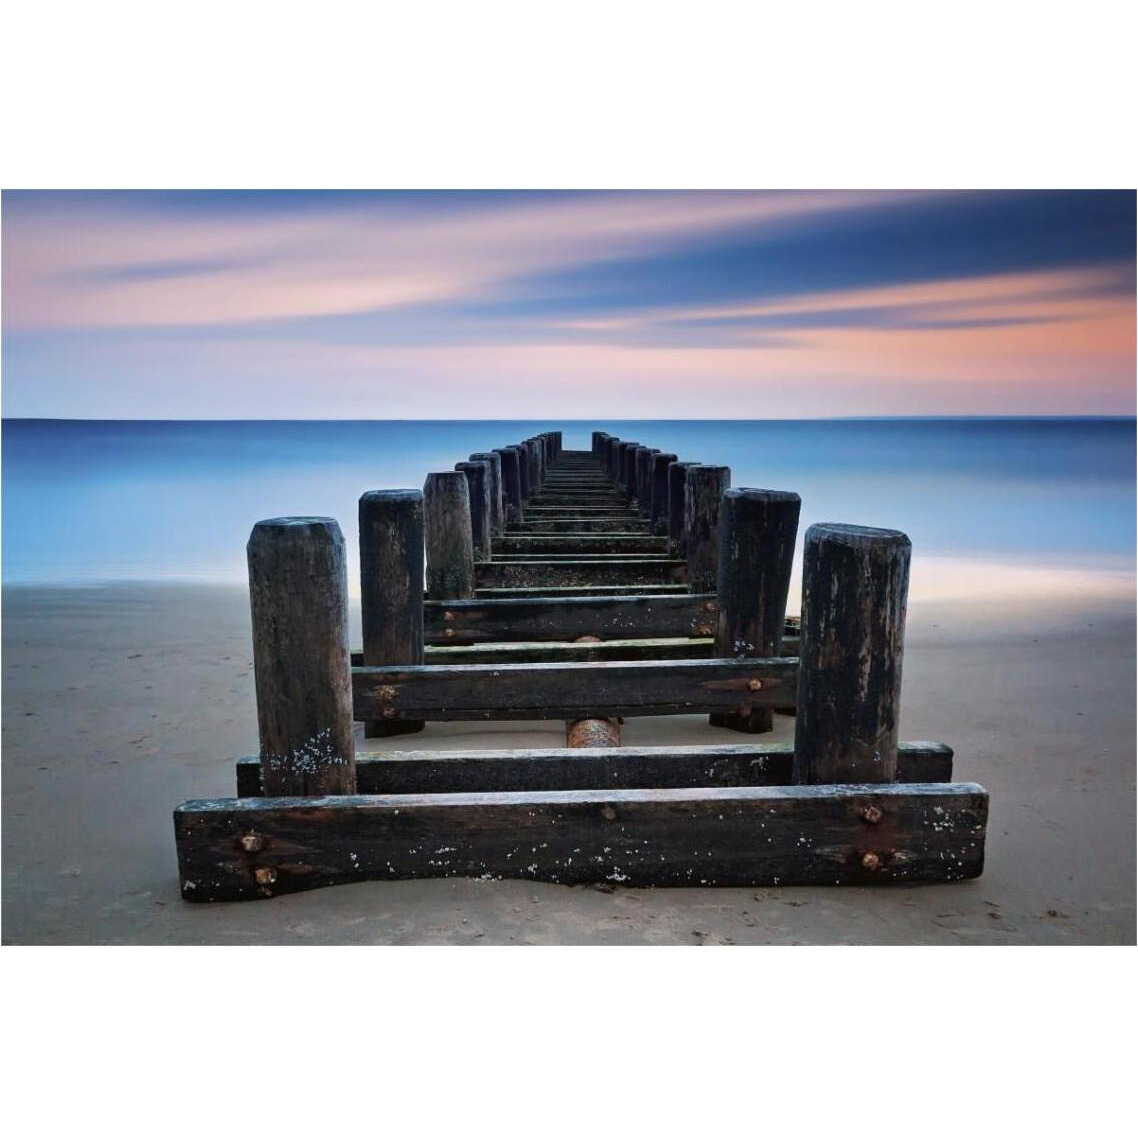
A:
173;429;989;901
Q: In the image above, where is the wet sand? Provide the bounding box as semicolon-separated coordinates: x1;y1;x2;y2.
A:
2;579;1134;944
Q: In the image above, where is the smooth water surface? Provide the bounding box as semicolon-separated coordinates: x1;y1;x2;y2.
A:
2;418;1134;584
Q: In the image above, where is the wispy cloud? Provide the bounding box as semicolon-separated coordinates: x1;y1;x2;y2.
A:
1;190;1133;417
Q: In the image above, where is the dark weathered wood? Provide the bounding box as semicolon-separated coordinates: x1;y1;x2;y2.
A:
495;534;667;555
469;452;504;535
247;518;355;796
667;460;697;553
176;781;987;900
507;517;653;533
476;584;690;597
424;471;475;600
491;552;671;562
352;656;796;721
359;490;425;738
493;447;524;523
650;452;678;530
475;558;685;589
424;592;720;643
619;441;641;490
710;488;802;734
424;636;716;663
684;465;731;592
635;446;658;515
236;741;953;797
794;524;912;785
455;460;492;562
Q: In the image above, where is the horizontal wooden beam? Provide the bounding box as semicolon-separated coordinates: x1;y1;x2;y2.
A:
430;595;676;644
352;656;797;721
495;535;667;554
236;741;954;796
175;781;988;900
490;552;672;562
425;636;716;663
475;559;686;588
508;518;653;533
476;585;689;597
425;592;720;643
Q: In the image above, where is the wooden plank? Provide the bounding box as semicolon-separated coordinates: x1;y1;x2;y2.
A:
424;592;720;643
475;559;686;588
476;585;690;597
352;656;797;721
494;535;667;554
523;505;641;514
176;781;988;900
490;552;672;562
236;741;955;796
424;637;717;663
507;518;653;533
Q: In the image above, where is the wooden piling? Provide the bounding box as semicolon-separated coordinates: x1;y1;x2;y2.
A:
620;442;641;492
455;459;493;562
683;465;731;591
650;452;678;532
424;471;475;600
667;461;697;554
793;524;912;784
247;518;355;796
635;446;659;516
494;446;524;523
710;488;801;734
470;451;504;535
359;490;426;738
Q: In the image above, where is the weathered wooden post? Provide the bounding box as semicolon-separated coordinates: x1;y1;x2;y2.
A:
520;440;537;498
470;451;503;535
424;471;475;600
606;436;622;476
247;518;355;796
793;524;912;784
641;447;660;516
650;452;678;532
620;442;641;492
455;459;493;561
359;490;425;738
684;465;731;592
513;442;532;501
494;446;524;523
602;436;617;472
709;488;801;733
667;461;697;555
592;430;607;454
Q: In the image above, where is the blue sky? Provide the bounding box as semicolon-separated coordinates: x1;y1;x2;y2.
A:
2;189;1134;417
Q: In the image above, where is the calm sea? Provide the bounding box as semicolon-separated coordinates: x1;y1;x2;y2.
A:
2;419;1134;585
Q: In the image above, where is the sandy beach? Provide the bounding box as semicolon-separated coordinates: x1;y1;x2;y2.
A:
2;571;1132;946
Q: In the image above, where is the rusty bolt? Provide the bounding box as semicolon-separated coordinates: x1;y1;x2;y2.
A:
747;678;763;692
445;627;456;639
443;611;455;622
254;866;277;885
377;684;397;700
239;832;265;853
382;707;397;719
861;851;881;871
601;805;617;821
860;805;883;825
703;601;716;613
694;624;713;637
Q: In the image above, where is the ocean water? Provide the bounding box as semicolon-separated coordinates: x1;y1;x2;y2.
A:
1;418;1134;587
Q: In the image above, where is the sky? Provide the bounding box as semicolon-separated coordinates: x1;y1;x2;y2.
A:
2;189;1134;419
